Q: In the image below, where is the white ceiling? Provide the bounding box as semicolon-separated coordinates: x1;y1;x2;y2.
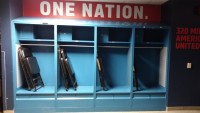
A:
71;0;169;5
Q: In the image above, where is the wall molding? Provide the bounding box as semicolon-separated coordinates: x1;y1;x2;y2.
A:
167;106;200;111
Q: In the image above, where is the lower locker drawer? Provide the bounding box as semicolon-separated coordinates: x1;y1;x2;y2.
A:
96;99;131;107
132;93;166;110
56;99;94;108
57;94;94;108
96;94;131;107
15;99;55;108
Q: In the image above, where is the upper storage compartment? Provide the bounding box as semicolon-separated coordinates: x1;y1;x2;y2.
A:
135;28;168;46
109;28;132;42
97;27;132;46
58;26;94;42
15;24;54;41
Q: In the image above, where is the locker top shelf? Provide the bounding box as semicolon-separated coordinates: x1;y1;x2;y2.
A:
12;17;170;29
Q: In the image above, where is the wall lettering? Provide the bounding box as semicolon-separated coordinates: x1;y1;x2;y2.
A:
23;0;161;22
176;27;200;50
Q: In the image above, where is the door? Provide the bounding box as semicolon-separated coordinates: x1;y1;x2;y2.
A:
0;23;2;112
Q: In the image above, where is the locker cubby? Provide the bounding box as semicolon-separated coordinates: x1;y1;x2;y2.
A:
96;27;132;93
96;48;131;93
134;48;161;89
16;45;55;95
15;24;54;41
57;46;95;94
133;27;169;93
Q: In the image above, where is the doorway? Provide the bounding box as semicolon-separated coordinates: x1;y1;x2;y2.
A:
0;23;2;112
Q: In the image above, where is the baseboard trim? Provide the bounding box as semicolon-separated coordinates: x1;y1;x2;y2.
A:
167;106;200;111
3;110;14;113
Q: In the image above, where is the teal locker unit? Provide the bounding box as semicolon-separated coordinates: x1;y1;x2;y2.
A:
56;25;95;112
12;18;170;113
132;27;169;111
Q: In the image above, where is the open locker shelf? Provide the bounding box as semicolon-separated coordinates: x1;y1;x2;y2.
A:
57;86;94;94
16;86;55;95
133;86;166;94
96;86;131;94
